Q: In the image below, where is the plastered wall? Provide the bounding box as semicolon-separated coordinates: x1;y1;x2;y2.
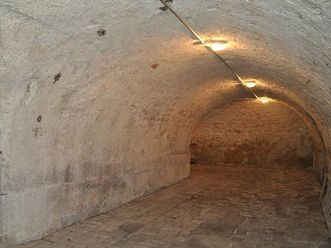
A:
0;0;330;246
191;100;314;167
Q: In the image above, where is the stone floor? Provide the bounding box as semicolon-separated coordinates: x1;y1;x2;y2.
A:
15;164;330;248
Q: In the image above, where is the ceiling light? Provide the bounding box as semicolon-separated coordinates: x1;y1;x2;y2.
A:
259;97;272;104
205;40;228;52
245;81;256;88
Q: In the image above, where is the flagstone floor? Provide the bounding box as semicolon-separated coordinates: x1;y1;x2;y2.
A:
15;164;330;248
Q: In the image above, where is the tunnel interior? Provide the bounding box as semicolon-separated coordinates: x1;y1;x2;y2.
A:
1;0;331;247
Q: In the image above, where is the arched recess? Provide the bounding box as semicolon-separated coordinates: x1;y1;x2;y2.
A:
157;75;330;181
189;97;326;175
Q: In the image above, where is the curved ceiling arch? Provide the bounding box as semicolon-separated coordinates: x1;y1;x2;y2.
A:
1;0;331;245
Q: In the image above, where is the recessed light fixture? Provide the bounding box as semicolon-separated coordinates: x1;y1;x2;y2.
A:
245;81;257;88
204;40;228;52
259;97;272;104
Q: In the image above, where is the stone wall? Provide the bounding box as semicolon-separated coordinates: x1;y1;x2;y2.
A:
191;100;314;167
0;0;330;246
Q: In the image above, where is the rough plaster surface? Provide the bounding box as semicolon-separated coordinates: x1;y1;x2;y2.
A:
0;0;330;246
191;100;314;166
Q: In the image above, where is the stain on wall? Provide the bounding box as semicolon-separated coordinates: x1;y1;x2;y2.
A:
191;100;314;167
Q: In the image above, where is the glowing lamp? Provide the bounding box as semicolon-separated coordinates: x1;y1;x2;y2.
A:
245;81;256;88
259;97;272;104
205;40;228;52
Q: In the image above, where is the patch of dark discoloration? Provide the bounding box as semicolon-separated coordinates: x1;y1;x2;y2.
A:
64;164;74;183
119;222;144;233
190;157;197;164
97;28;106;36
298;157;314;168
110;175;127;189
151;64;159;69
32;127;42;137
26;83;31;93
37;115;42;123
130;104;136;110
326;238;331;247
53;73;62;84
0;150;2;156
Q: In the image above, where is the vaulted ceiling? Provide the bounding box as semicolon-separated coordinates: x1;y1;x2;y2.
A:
0;0;331;244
